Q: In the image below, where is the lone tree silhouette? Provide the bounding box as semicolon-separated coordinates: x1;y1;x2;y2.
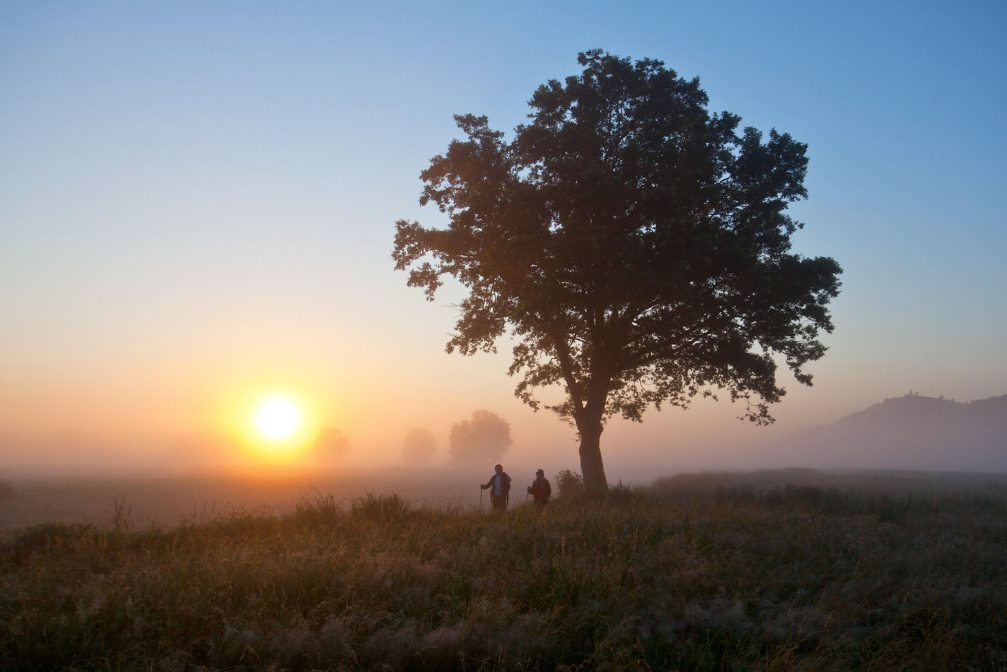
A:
449;410;512;464
394;50;842;493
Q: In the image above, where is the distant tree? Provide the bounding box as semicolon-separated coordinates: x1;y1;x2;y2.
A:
449;410;512;464
314;426;350;461
394;50;842;493
402;427;437;463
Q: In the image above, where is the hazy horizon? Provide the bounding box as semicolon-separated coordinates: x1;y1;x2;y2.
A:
2;391;1004;482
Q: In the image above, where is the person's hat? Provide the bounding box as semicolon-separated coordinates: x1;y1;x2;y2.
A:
495;464;502;469
536;469;544;475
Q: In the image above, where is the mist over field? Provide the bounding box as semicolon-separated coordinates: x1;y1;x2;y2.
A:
2;392;1004;538
3;391;1005;480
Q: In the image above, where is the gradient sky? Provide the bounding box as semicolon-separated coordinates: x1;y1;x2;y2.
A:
2;1;1005;476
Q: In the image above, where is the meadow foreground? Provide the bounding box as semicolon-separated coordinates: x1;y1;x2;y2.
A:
2;474;1006;671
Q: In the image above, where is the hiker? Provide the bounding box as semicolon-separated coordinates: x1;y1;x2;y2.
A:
528;469;552;509
480;463;511;511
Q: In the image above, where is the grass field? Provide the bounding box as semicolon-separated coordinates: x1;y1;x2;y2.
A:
2;470;1006;671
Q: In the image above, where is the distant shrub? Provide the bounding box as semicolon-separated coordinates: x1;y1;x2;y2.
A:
554;470;584;499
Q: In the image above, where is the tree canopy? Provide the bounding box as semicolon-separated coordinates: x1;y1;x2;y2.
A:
394;50;842;491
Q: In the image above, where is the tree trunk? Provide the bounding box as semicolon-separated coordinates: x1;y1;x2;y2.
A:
577;417;608;494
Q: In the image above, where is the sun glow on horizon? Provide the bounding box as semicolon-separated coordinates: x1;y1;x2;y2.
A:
253;395;302;442
228;389;319;463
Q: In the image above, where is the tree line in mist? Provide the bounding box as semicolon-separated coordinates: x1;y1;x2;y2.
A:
313;409;513;466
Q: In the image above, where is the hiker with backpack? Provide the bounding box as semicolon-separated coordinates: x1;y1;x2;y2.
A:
527;468;552;509
480;463;511;511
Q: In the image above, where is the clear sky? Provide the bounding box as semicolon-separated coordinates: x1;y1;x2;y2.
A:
2;1;1005;477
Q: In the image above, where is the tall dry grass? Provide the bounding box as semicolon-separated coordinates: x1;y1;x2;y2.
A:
2;476;1005;671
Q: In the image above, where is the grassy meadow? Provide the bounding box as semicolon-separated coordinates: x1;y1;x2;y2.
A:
1;470;1006;671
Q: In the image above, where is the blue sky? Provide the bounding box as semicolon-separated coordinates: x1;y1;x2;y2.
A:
1;1;1005;473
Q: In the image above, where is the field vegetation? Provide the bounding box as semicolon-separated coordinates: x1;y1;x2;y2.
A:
2;470;1006;671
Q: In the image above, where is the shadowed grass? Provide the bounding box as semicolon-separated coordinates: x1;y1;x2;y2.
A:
1;475;1005;671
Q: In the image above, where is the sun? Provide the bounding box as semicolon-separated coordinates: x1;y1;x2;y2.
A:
252;395;303;442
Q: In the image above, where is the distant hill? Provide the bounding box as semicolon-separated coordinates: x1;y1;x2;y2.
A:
779;393;1007;472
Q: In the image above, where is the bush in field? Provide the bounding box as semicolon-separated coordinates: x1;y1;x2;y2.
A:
554;469;584;498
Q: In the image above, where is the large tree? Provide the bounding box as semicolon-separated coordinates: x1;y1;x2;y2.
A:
394;50;841;492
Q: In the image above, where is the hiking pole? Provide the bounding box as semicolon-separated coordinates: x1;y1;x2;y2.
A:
479;487;484;511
